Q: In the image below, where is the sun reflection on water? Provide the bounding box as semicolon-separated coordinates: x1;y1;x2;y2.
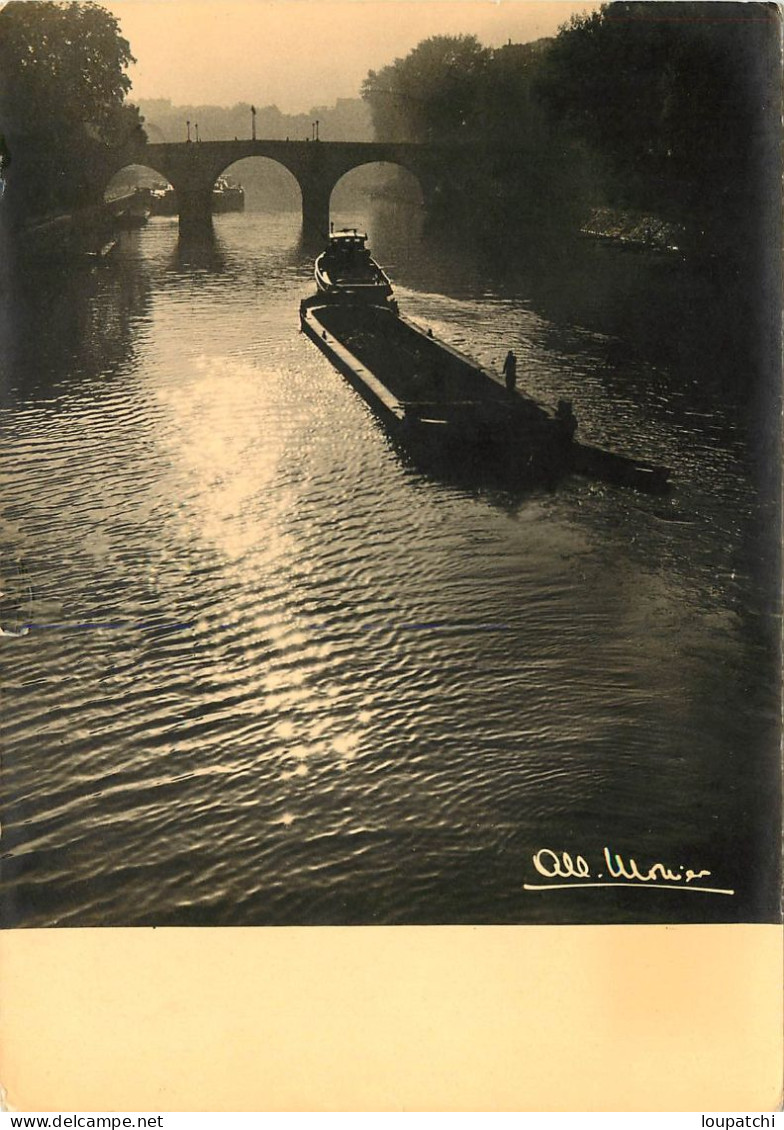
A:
154;356;291;562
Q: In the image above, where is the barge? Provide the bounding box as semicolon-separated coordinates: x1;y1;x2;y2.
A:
301;298;577;484
300;242;670;494
212;175;245;213
315;229;393;305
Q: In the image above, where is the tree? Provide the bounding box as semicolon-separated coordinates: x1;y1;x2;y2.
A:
534;1;778;223
472;41;551;150
362;35;489;143
0;1;146;217
362;33;588;237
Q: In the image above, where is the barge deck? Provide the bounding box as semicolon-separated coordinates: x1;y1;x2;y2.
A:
300;297;670;494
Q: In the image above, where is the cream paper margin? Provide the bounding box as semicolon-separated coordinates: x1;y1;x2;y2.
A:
1;924;782;1111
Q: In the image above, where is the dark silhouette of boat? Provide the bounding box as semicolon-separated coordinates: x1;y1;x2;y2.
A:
149;184;177;216
148;176;244;217
112;187;152;227
212;175;245;213
314;229;393;304
300;239;670;493
301;297;573;484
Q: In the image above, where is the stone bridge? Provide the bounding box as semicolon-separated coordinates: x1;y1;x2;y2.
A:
112;139;452;237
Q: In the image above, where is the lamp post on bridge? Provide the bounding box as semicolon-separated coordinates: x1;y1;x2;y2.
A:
186;119;191;142
251;105;257;141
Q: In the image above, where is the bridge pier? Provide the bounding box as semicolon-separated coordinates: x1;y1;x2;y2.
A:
300;179;332;246
177;186;213;235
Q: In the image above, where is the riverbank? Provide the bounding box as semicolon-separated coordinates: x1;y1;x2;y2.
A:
4;201;119;264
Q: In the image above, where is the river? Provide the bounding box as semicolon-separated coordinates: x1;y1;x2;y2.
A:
0;205;779;926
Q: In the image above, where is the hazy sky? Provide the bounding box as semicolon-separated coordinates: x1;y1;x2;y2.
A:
106;1;596;113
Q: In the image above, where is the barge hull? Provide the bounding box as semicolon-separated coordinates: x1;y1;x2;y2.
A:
300;297;670;494
300;299;570;484
301;305;405;428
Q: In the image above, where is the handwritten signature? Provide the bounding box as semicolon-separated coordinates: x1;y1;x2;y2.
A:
524;847;734;895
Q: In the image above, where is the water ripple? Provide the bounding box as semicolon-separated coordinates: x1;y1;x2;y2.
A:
0;211;777;928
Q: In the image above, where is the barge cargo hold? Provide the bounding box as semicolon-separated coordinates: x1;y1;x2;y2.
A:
300;297;670;494
300;298;573;484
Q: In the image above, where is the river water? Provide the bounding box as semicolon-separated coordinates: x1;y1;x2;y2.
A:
0;207;779;926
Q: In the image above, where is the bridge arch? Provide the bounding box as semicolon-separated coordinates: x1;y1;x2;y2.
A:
103;163;173;197
105;140;446;238
331;160;424;214
103;163;177;220
213;155;302;214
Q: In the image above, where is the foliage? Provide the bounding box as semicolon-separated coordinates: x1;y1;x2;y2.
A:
0;1;146;215
361;34;589;235
361;4;779;251
362;35;490;144
534;2;778;214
